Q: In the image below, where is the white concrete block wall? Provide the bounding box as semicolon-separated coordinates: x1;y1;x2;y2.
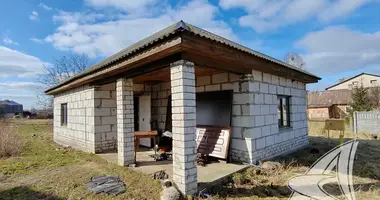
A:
94;83;117;152
53;85;97;153
53;68;309;165
230;70;308;164
53;82;146;154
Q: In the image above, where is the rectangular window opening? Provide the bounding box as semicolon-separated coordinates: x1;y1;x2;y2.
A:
61;103;68;126
277;96;290;128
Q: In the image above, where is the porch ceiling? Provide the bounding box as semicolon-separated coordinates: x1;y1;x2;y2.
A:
132;66;222;84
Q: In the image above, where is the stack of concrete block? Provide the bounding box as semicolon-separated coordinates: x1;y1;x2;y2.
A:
116;78;135;166
170;61;198;195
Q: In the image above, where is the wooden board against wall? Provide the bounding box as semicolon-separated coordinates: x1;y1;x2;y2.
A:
195;127;231;159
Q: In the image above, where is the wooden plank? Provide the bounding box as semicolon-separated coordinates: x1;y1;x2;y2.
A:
46;36;182;95
181;33;318;83
134;130;158;136
90;53;181;86
196;126;231;160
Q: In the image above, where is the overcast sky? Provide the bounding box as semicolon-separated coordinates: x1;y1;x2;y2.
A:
1;0;380;109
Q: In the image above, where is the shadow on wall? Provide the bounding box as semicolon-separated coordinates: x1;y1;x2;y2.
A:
0;186;65;200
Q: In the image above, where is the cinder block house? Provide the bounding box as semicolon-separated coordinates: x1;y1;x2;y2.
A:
45;21;320;195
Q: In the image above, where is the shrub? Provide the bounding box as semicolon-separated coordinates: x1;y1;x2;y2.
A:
0;122;22;158
232;172;247;185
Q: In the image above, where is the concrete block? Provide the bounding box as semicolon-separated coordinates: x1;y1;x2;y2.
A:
232;105;241;116
212;73;228;84
196;76;211;86
205;84;221;92
233;93;254;105
279;77;287;86
265;135;275;146
95;108;111;116
254;94;264;104
286;79;293;87
271;124;279;134
271;75;279;85
95;125;111;133
260;83;269;93
263;73;271;83
221;83;234;90
261;105;269;115
252;127;262;138
265;115;274;125
256;137;266;149
232;116;255;127
261;125;271;137
269;84;277;94
229;73;241;82
264;94;273;104
254;115;265;127
252;70;263;81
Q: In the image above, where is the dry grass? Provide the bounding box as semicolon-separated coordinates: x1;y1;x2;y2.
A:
204;121;380;200
0;121;22;158
1;119;379;199
0;119;162;200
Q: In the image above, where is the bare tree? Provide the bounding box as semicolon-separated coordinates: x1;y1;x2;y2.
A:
369;86;380;109
284;52;305;70
37;54;91;109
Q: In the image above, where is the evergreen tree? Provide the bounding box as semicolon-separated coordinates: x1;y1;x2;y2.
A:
349;85;373;112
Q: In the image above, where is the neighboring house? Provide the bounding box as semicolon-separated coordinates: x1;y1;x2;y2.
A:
307;90;351;119
326;73;380;90
0;100;23;118
44;21;320;195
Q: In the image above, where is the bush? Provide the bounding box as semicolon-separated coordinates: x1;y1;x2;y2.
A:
232;172;247;185
0;122;22;158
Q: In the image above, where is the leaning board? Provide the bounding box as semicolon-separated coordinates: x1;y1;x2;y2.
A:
195;127;231;159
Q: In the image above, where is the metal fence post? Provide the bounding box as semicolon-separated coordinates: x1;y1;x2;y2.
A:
353;111;357;134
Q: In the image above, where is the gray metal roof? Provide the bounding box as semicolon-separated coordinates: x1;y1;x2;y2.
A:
45;21;320;93
0;100;22;106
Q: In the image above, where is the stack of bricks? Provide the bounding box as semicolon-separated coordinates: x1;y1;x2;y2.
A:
170;60;198;195
116;78;135;166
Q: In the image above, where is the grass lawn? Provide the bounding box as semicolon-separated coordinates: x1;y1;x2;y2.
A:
0;119;162;200
204;121;380;200
1;119;379;200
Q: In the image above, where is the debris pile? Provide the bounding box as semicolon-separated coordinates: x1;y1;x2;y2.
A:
196;153;209;166
152;170;169;180
87;176;126;196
